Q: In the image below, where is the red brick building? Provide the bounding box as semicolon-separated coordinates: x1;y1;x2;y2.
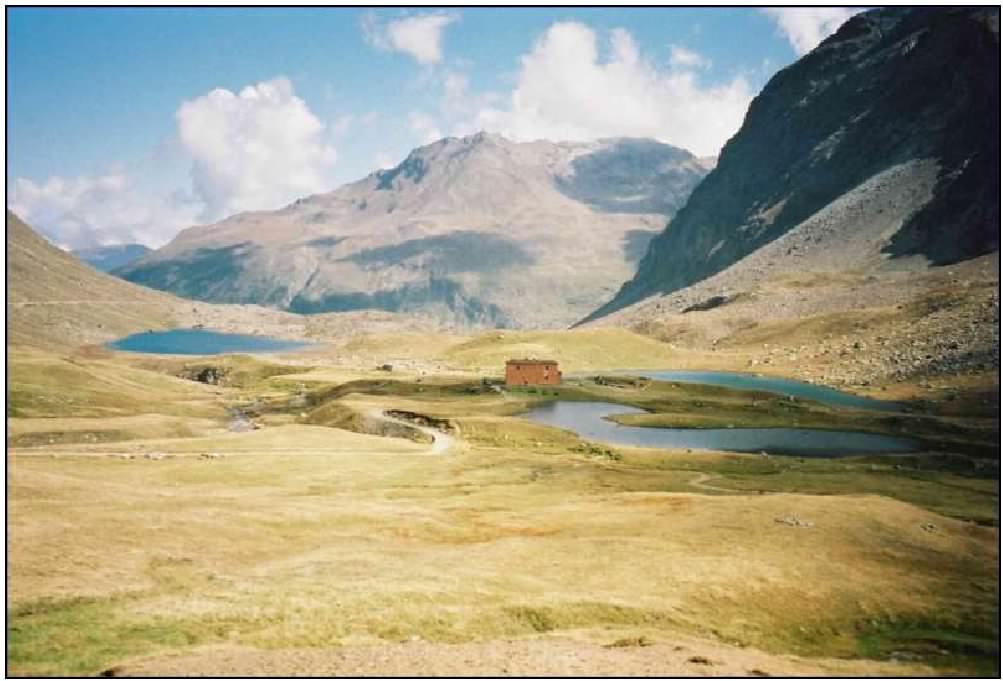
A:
505;359;562;386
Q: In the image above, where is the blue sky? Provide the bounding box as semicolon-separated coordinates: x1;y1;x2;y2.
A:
6;6;862;248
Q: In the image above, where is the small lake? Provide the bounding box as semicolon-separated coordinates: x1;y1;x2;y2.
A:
108;328;308;355
625;370;904;412
522;401;921;457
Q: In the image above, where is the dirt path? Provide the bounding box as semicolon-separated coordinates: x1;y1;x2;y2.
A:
113;636;929;677
368;409;455;455
688;472;735;493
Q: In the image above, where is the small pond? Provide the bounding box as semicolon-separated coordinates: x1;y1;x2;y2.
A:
625;370;904;412
522;401;921;457
108;328;309;355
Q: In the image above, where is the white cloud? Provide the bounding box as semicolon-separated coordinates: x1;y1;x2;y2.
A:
332;114;354;136
762;7;861;56
373;152;395;170
7;173;200;249
467;22;753;157
669;45;710;70
442;71;470;111
408;111;443;145
176;77;337;220
363;11;458;65
10;77;341;248
359;111;382;126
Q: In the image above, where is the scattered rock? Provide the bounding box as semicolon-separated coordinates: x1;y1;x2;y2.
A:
606;636;655;648
774;514;814;528
682;295;730;313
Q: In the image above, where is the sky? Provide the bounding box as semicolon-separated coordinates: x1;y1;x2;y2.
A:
6;6;863;249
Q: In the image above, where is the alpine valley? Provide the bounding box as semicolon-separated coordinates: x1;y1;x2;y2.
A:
7;6;1000;679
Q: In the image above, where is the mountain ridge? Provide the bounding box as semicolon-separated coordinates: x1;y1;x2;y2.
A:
116;133;710;328
583;6;1000;324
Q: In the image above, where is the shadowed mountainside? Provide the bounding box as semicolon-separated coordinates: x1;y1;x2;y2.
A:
586;7;1000;323
72;244;151;272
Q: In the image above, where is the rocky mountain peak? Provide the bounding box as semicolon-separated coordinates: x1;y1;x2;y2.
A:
117;133;710;328
584;6;1000;324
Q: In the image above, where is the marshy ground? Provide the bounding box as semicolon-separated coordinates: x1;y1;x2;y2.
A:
6;329;1000;677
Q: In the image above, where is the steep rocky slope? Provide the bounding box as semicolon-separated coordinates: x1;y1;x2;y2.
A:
117;134;709;328
586;6;999;323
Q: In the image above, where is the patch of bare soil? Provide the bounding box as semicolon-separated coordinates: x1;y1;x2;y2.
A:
114;636;929;677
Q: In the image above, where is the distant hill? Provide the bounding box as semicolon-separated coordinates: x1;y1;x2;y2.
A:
585;6;1000;324
73;244;151;272
6;211;179;348
117;134;710;328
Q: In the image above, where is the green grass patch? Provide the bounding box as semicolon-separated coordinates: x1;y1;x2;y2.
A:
8;594;209;676
854;616;1000;677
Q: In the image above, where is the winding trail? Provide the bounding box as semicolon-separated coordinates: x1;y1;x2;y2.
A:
687;472;734;493
368;409;455;455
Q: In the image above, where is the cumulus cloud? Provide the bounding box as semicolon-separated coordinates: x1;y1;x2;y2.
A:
467;22;753;157
669;45;710;70
762;7;861;56
10;77;340;248
7;173;200;249
176;77;337;220
363;11;458;65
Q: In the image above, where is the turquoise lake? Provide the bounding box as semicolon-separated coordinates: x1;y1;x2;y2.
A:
108;329;308;355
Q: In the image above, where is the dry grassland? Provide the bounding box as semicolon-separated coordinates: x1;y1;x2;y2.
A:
5;338;999;677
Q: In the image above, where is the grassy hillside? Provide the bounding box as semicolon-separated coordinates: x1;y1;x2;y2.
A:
6;211;180;349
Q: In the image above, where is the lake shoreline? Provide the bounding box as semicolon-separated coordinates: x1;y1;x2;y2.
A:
521;400;922;458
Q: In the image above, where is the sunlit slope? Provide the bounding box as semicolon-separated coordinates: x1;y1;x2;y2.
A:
442;328;680;373
6;211;179;349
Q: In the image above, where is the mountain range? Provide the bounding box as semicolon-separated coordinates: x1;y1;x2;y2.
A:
35;6;1002;336
116;135;711;328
